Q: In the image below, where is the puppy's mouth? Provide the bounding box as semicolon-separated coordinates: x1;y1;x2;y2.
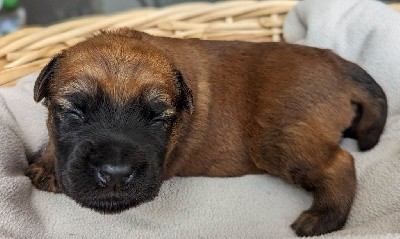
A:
59;179;161;213
59;173;162;214
76;196;155;214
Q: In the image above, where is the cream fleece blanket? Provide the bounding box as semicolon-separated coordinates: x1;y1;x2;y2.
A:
0;0;399;238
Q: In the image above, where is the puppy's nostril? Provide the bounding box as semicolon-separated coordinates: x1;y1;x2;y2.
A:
97;164;134;187
97;171;110;186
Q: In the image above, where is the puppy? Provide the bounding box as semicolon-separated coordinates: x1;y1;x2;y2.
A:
26;29;387;237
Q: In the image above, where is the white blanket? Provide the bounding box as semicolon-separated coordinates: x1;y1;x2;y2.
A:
0;0;399;238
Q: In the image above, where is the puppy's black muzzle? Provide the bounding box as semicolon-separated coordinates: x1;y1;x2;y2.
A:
57;137;163;213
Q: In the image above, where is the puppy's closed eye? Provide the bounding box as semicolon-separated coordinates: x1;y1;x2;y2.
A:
146;101;176;126
63;108;85;120
151;111;176;126
53;103;85;122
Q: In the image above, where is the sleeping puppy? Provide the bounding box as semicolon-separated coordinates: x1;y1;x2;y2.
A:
26;28;387;237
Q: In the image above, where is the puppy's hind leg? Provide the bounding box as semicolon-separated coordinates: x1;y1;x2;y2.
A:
25;142;60;193
289;147;356;237
254;141;356;237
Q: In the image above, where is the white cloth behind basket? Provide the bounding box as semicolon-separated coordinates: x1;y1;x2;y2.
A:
0;0;399;238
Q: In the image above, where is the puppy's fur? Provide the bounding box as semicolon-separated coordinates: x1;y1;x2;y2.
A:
26;29;387;237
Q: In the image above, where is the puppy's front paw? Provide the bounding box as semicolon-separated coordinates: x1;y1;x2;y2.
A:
25;161;60;193
291;209;346;237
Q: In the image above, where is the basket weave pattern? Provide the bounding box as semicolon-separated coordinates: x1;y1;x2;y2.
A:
0;0;398;87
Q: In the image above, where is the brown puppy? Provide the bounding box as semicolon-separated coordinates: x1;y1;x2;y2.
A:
25;29;387;237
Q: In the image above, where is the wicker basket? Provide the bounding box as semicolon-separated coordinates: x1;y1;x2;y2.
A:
0;0;399;87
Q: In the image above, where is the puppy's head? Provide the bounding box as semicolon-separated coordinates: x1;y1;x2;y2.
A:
34;30;193;213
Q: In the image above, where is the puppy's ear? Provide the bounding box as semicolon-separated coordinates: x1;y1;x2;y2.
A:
174;70;194;114
34;54;62;102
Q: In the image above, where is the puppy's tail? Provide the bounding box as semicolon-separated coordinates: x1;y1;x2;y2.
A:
343;62;387;151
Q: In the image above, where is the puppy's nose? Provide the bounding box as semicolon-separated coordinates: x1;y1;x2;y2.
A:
97;164;134;188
